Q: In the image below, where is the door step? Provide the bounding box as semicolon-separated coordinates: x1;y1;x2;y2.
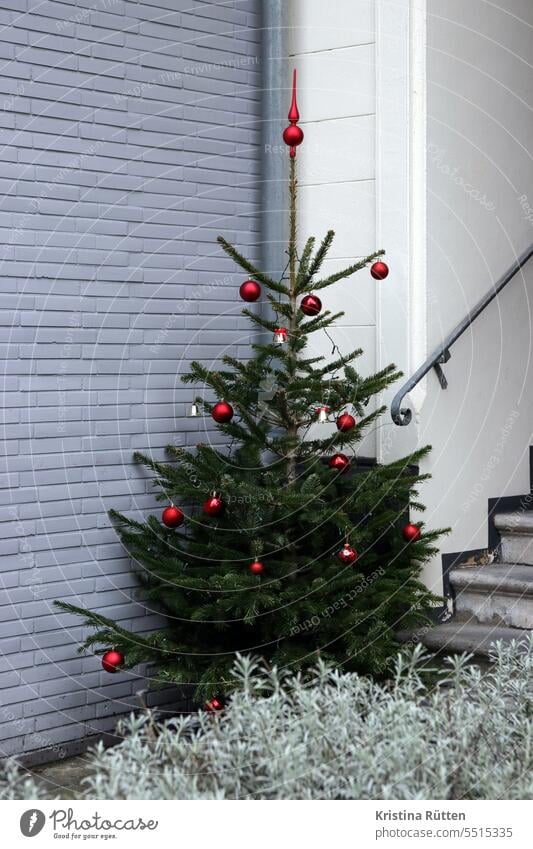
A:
451;563;533;628
410;622;531;657
400;509;533;656
494;511;533;565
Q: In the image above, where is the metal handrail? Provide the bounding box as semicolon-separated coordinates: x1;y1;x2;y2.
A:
391;244;533;425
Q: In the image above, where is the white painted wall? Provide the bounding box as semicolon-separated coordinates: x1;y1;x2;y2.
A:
413;0;533;589
290;0;533;596
288;0;378;453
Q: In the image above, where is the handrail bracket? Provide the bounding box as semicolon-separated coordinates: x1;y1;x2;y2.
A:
433;348;451;390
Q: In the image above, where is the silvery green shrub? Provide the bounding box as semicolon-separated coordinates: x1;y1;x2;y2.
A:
2;638;532;800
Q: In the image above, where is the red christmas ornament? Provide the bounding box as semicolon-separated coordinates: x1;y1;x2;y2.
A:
203;495;224;517
329;453;350;473
205;697;223;712
403;522;421;543
370;260;389;280
239;279;261;302
249;560;264;575
274;327;288;344
336;413;356;432
337;544;358;565
101;649;124;674
162;505;184;528
283;69;304;158
212;401;233;423
300;294;322;316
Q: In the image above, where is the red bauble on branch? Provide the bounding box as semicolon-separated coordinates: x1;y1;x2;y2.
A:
370;260;389;280
212;401;234;423
329;453;350;473
162;505;184;528
101;649;124;674
300;294;322;316
239;279;261;302
337;544;358;565
249;559;264;575
205;697;224;712
203;495;224;517
336;413;356;432
402;522;421;543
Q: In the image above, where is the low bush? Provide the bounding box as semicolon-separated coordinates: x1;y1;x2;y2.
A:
2;638;532;800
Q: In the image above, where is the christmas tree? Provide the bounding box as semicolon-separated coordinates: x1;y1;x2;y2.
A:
56;72;445;702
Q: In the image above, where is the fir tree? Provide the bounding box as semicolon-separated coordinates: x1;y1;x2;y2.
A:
56;96;446;701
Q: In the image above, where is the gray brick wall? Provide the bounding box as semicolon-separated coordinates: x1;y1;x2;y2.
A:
0;0;261;758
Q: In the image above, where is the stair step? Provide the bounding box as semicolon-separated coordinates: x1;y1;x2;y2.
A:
450;563;533;628
409;622;531;657
494;511;533;565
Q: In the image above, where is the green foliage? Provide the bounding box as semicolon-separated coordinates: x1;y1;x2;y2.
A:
55;160;447;701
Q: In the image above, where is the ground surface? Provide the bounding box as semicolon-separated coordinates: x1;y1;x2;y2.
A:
29;754;95;799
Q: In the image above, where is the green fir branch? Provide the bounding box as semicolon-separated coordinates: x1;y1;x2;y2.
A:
217;236;289;295
305;250;386;293
302;230;335;287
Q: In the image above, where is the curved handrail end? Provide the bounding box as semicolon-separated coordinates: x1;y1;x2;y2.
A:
391;401;412;427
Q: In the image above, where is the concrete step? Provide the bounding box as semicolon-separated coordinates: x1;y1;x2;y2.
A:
451;563;533;628
494;511;533;565
410;622;531;658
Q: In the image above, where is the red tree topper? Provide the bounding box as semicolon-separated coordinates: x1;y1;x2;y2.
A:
283;69;304;157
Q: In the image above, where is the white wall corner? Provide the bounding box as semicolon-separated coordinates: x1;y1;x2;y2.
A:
408;0;428;418
376;0;427;459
